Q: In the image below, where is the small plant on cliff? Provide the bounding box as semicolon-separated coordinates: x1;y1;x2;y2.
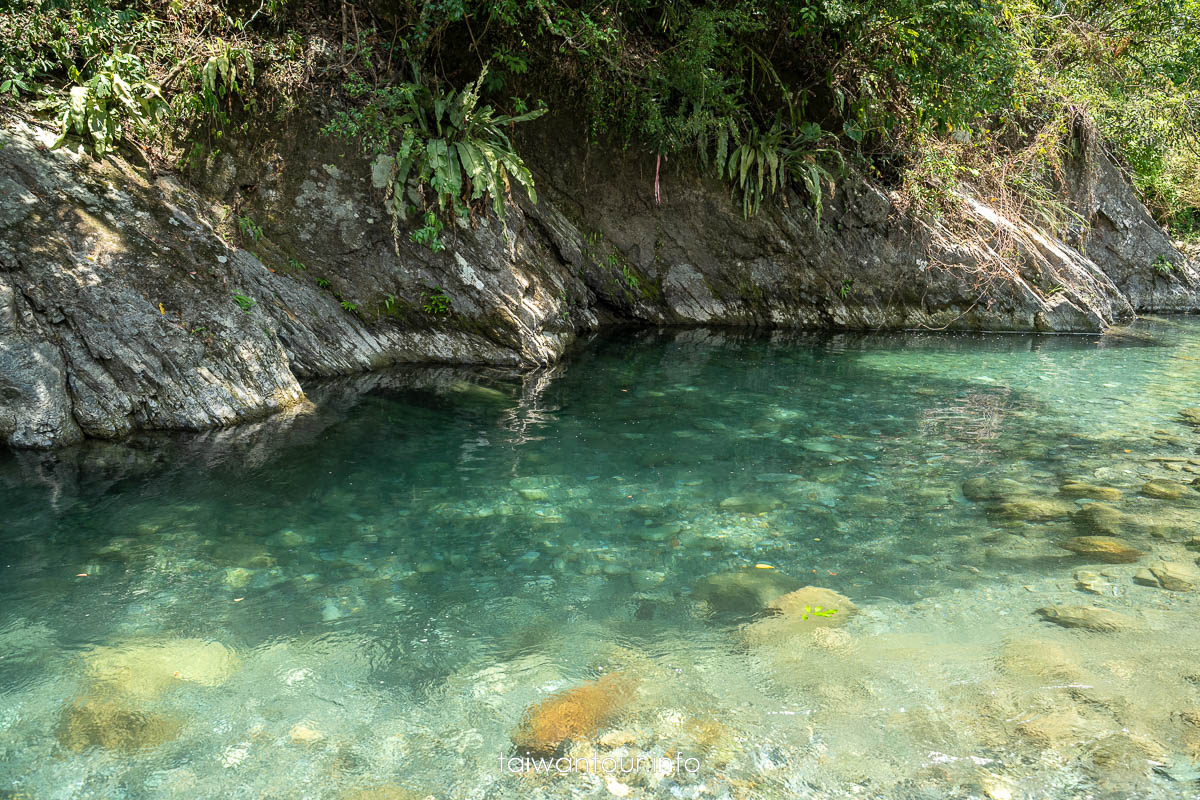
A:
237;215;263;243
232;292;256;312
423;288;451;315
322;63;545;252
411;210;446;253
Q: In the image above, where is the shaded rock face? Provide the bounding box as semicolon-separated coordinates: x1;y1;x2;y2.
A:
1061;134;1200;312
1;113;1195;447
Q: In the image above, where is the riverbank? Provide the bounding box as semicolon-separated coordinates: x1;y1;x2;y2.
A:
3;111;1198;448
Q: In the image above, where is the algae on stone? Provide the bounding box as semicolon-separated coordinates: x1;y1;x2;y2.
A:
1141;479;1195;500
57;697;182;753
1060;482;1122;501
989;496;1075;522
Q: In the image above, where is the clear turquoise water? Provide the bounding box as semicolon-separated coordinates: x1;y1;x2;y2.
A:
4;320;1200;799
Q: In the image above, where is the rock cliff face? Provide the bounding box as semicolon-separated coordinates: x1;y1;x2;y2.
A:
1;114;1195;447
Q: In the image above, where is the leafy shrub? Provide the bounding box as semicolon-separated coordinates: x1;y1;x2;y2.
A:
52;52;165;156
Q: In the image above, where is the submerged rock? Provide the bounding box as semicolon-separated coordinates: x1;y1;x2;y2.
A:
990;496;1076;521
57;697;182;752
693;567;802;613
1141;479;1195;500
998;638;1086;682
1017;709;1092;746
1060;481;1122;501
288;723;324;743
770;586;858;621
1089;732;1166;780
1037;605;1137;632
341;786;430;800
85;638;240;699
742;586;858;645
1072;503;1132;536
1074;569;1117;595
1179;408;1200;427
1061;536;1143;563
962;477;1030;502
718;495;782;514
1135;561;1200;591
511;672;637;757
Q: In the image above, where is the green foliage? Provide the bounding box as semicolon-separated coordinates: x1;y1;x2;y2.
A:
340;300;359;313
201;42;254;101
621;265;641;294
4;0;1200;231
232;292;256;312
410;209;446;253
1012;0;1200;233
52;52;165;156
716;123;841;219
323;63;546;250
176;40;256;138
237;215;263;243
423;287;451;315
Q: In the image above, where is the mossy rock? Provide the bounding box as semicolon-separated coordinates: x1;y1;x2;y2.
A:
57;697;182;753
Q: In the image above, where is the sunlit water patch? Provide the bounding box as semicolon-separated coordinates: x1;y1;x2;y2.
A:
4;320;1200;799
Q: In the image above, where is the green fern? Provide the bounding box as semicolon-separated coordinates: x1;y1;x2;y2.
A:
716;122;840;222
324;63;546;252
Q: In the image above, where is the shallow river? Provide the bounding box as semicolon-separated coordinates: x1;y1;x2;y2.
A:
5;320;1200;799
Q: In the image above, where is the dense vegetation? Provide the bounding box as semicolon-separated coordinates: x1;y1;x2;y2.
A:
2;0;1199;241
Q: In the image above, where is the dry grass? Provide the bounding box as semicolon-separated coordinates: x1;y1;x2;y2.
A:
891;109;1093;305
